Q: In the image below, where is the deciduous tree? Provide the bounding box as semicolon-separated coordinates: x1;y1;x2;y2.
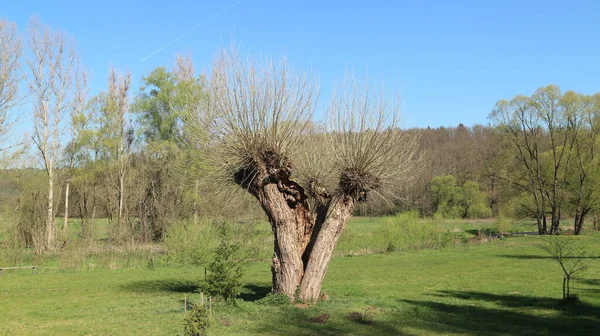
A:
26;17;77;249
198;50;418;301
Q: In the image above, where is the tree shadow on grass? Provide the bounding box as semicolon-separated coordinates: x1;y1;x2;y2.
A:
120;278;199;293
497;254;600;260
247;305;413;336
465;229;497;237
574;278;600;294
398;290;600;336
239;283;271;302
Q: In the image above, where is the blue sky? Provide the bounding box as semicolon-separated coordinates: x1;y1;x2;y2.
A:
3;0;600;128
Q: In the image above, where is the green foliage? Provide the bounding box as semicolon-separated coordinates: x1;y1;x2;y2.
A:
461;181;493;218
429;175;491;219
379;211;460;250
256;292;291;306
204;226;244;302
133;65;206;144
163;219;272;266
495;215;513;235
182;302;211;336
430;175;461;217
163;220;214;265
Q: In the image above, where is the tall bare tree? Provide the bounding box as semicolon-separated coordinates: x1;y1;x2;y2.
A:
0;18;24;165
62;66;89;238
201;50;417;301
104;68;132;238
26;17;76;249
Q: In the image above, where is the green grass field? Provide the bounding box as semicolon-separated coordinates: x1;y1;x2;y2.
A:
2;226;600;335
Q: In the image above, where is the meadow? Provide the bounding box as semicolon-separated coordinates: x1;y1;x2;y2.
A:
1;216;599;335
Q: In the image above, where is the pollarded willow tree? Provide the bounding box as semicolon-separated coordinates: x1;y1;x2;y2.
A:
199;50;418;301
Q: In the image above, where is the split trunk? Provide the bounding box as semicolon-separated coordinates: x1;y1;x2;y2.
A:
237;157;358;301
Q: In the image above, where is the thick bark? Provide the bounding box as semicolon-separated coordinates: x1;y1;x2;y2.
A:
258;181;310;297
233;151;364;301
298;196;355;301
257;177;357;301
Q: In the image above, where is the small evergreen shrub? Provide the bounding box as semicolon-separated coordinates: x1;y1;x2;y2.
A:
204;226;244;302
183;302;210;336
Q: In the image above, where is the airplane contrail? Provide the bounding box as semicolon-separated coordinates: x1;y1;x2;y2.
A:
141;0;245;62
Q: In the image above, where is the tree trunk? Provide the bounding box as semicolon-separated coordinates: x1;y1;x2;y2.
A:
573;209;588;235
117;173;124;230
90;204;96;239
536;211;547;235
46;173;55;249
233;154;361;302
299;196;355;301
258;182;309;297
549;208;560;234
257;181;357;301
62;180;71;239
193;179;199;225
141;203;148;243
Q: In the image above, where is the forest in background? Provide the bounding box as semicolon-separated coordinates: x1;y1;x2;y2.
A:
1;17;600;258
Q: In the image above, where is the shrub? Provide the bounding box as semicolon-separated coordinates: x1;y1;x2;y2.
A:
164;219;272;266
466;202;493;218
495;216;512;235
204;226;244;302
379;211;453;250
164;219;216;265
256;292;291;306
429;176;491;219
183;302;211;336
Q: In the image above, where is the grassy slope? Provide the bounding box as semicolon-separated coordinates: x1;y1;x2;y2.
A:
2;234;600;335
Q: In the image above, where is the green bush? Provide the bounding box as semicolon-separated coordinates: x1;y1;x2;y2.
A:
495;216;512;234
204;226;244;302
467;202;493;218
379;211;454;250
183;302;210;336
429;175;492;219
164;219;217;265
164;219;272;266
256;292;291;306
